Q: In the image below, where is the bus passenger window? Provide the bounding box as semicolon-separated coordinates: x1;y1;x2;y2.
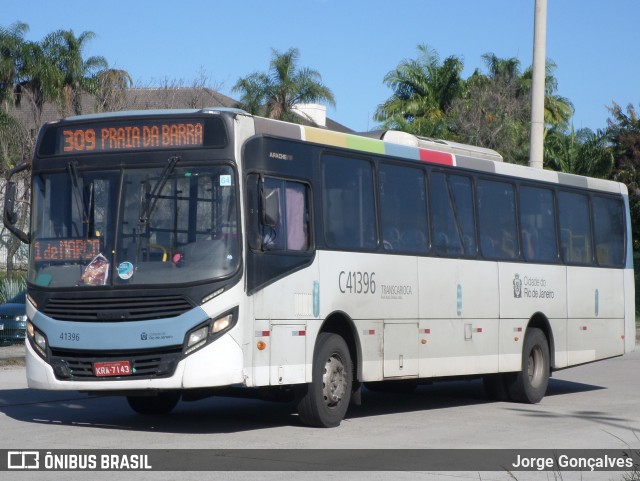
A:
558;191;593;264
519;186;557;262
592;196;625;267
322;155;376;250
449;175;476;255
379;163;428;253
477;179;518;260
430;173;475;257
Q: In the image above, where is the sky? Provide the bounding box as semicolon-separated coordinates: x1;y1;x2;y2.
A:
3;0;639;133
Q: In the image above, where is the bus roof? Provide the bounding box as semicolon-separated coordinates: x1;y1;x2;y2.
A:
252;112;625;196
38;108;625;196
46;107;247;124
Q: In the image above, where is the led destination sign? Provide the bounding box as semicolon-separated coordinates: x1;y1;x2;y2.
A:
58;120;205;154
34;238;102;262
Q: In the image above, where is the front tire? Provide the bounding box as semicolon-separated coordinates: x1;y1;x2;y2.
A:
297;333;353;428
507;327;550;403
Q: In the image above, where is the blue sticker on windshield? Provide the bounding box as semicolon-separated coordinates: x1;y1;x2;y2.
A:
117;261;135;280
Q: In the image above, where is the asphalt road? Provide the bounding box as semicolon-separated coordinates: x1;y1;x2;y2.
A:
0;343;639;481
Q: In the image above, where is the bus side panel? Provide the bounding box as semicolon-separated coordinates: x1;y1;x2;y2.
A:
566;266;625;364
318;251;418;382
624;267;636;353
251;258;320;386
270;323;307;385
417;258;500;377
318;251;419;319
498;263;568;371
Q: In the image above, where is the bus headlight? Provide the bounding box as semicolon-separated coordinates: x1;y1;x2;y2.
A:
211;314;232;334
184;308;238;356
26;321;48;358
186;326;209;352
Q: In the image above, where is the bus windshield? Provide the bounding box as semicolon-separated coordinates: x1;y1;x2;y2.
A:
29;162;239;288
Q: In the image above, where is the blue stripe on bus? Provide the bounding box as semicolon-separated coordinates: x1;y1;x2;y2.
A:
383;142;421;160
32;305;210;350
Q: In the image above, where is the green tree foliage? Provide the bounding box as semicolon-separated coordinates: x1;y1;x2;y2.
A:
42;29;108;116
0;23;125;172
0;22;28;112
544;126;613;178
374;44;464;138
233;48;335;124
522;60;574;131
14;38;60;127
448;54;531;164
377;47;574;165
0;23;34;169
607;102;640;248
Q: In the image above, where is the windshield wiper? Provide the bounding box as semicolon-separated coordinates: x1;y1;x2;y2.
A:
67;161;91;236
137;156;180;229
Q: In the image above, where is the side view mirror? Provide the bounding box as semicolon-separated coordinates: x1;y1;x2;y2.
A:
4;181;18;225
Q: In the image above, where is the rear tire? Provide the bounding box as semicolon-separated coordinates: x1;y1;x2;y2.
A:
297;333;352;428
127;391;181;415
507;327;550;403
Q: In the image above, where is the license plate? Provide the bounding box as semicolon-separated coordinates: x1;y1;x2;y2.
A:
94;360;132;377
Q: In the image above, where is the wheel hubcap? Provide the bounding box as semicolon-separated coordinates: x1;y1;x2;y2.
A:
527;345;544;388
322;354;347;407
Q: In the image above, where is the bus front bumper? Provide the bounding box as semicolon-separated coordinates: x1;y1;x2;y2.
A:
25;334;245;392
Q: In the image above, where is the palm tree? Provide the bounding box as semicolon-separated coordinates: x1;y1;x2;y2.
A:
0;21;28;112
233;48;335;124
94;68;133;112
545;126;612;178
607;102;640;249
0;22;33;170
447;53;531;163
14;39;60;127
480;53;523;84
448;52;575;164
521;61;574;131
43;29;108;116
375;44;464;137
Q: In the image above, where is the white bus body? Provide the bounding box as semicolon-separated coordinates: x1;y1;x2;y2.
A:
6;109;633;427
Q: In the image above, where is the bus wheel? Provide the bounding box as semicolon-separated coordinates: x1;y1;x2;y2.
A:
126;391;181;415
297;332;353;428
508;327;550;403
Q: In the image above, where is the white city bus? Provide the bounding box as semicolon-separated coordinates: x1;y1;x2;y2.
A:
3;108;634;427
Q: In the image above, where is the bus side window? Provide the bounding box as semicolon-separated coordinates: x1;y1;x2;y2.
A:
322;155;376;250
558;191;593;264
477;179;518;260
448;175;476;256
378;163;428;253
430;172;463;256
592;195;625;267
429;173;477;257
519;186;557;262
